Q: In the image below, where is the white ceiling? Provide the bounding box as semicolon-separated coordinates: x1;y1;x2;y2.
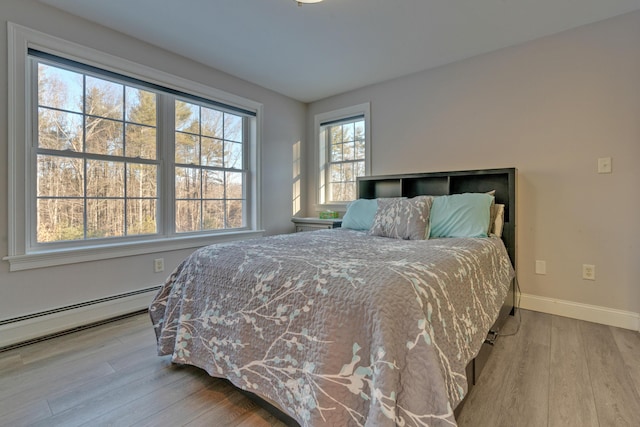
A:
39;0;640;103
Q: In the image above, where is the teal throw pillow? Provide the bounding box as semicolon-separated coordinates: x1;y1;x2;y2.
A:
429;193;493;238
341;199;378;230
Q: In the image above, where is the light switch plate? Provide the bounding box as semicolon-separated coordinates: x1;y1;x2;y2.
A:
597;157;612;174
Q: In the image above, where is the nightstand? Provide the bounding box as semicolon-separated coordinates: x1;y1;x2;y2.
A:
291;217;342;232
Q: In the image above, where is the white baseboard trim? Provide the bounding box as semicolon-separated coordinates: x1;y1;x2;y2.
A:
521;293;640;332
0;287;160;348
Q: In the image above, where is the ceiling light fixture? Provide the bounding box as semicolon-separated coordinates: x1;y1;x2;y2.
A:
295;0;323;6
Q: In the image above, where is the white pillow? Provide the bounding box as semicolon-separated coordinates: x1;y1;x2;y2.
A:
491;204;505;238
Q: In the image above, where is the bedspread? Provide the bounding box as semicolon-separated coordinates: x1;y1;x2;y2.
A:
150;229;514;426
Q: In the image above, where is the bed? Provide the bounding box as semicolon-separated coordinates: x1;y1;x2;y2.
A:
150;168;517;426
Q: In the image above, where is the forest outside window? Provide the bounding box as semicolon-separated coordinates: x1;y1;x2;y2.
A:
174;100;246;232
36;62;160;242
32;55;251;247
6;23;261;270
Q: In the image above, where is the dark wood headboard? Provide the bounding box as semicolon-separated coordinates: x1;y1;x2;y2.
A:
357;168;517;268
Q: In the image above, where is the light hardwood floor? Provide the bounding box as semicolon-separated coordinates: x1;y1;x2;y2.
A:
0;310;639;426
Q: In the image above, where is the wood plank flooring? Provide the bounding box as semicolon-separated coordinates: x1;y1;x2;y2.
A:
457;310;640;427
0;310;638;426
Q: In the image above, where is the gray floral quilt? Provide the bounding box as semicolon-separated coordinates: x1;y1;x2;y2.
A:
150;229;514;426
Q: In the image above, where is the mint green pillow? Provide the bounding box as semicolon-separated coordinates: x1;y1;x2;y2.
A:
342;199;378;230
429;193;493;238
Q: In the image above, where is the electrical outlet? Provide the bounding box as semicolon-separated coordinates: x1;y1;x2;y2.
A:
582;264;595;281
535;260;546;275
154;258;164;273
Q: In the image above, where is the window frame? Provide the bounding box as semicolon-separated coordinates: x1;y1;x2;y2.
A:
6;23;263;271
314;103;371;210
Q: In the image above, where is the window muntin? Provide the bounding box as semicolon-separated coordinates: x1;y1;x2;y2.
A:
35;61;159;243
325;117;366;202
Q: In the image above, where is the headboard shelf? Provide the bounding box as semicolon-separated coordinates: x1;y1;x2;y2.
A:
357;168;517;268
357;179;401;199
402;176;449;197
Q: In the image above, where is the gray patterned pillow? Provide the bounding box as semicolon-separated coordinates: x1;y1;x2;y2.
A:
369;196;434;240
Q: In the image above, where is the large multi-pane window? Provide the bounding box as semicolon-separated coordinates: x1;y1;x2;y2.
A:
7;25;260;270
29;51;252;248
316;104;370;206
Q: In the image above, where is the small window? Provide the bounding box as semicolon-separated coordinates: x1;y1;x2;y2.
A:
325;117;366;202
316;103;370;206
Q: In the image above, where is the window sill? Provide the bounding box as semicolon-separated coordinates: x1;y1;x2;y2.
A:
3;230;265;272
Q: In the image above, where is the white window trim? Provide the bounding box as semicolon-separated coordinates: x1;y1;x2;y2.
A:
314;103;371;212
6;22;263;271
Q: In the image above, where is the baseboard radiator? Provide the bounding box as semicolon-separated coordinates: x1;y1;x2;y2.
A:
0;286;161;351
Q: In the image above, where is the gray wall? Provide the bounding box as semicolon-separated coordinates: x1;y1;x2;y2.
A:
307;11;640;319
0;0;304;320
